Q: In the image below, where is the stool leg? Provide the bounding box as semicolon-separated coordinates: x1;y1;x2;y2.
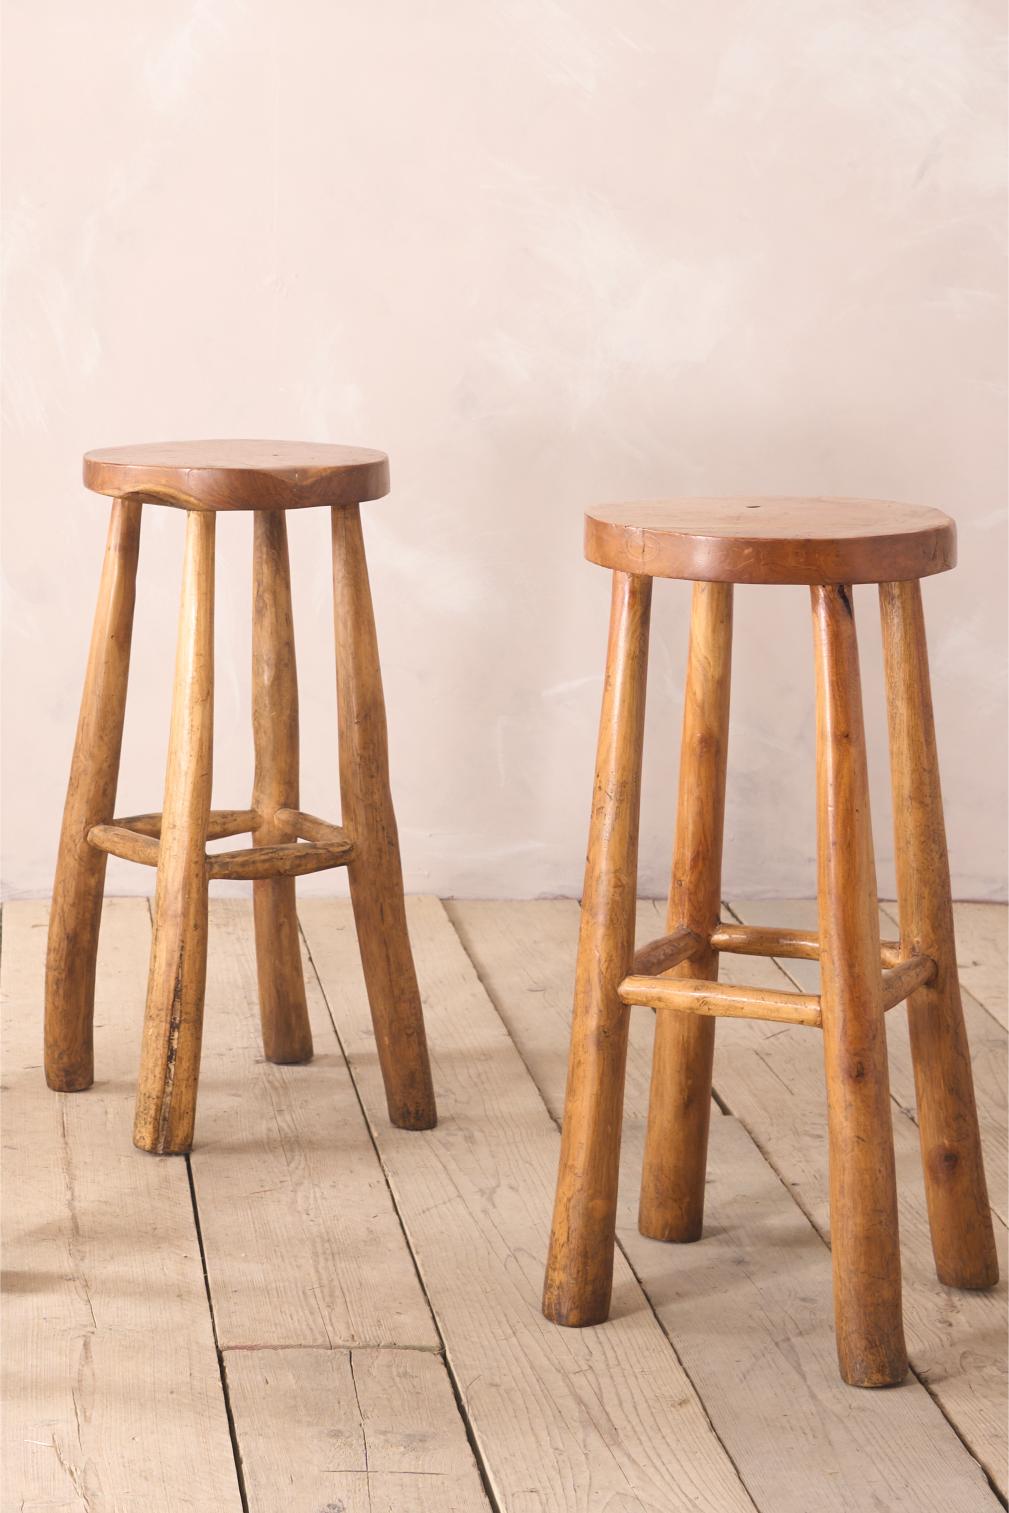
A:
251;510;312;1064
543;572;652;1326
812;583;907;1387
134;511;215;1155
331;504;436;1130
45;498;141;1091
639;581;732;1241
880;580;998;1288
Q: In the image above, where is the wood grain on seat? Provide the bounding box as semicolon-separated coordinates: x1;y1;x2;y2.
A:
584;497;956;584
83;439;390;511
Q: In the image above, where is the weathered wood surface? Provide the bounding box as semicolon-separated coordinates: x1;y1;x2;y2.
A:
207;838;352;880
934;902;1008;1030
584;496;957;585
811;580;906;1386
880;577;997;1291
620;972;822;1027
709;920;901;965
251;509;312;1065
87;821;161;867
225;1347;490;1512
544;570;652;1326
190;900;438;1350
885;898;1009;1040
331;503;436;1132
640;580;731;1246
3;899;240;1511
134;509;215;1154
84;438;390;512
698;898;1008;1492
880;952;935;1009
630;924;702;975
275;807;351;844
45;497;141;1093
86;826;353;880
732;899;1007;1228
449;899;1002;1513
7;895;1005;1509
111;808;258;840
300;895;759;1513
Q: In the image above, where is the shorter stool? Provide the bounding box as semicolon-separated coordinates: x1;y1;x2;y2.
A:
543;497;997;1387
45;441;436;1154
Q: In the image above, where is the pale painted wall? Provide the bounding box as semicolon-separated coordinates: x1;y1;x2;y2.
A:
2;1;1006;901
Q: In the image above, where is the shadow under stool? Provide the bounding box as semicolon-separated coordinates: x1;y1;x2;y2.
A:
542;496;998;1388
45;440;436;1155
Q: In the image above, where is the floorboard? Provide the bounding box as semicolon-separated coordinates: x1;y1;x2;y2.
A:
225;1346;491;1512
191;899;438;1350
882;901;1008;1032
300;896;760;1513
685;900;1008;1495
4;895;1004;1512
1;900;241;1512
449;899;1002;1513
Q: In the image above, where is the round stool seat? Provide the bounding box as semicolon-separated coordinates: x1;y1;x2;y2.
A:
584;497;955;585
83;440;389;512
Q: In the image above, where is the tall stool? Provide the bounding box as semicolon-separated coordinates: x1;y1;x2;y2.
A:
543;497;997;1388
45;441;436;1155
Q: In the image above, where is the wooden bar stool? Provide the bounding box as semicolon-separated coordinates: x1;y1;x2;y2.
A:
45;441;436;1155
543;497;998;1388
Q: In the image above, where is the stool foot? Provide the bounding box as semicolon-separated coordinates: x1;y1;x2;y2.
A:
880;581;998;1290
252;511;312;1065
347;881;434;1129
813;584;908;1388
640;583;732;1243
332;505;436;1130
543;573;651;1325
134;512;215;1156
45;499;141;1092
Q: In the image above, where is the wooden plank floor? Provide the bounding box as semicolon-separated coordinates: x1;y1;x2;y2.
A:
3;897;1005;1512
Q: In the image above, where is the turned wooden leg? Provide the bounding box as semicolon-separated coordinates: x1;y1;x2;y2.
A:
134;511;215;1155
880;580;998;1288
812;583;907;1387
331;504;436;1130
639;581;732;1242
251;510;312;1065
543;572;652;1326
45;499;141;1091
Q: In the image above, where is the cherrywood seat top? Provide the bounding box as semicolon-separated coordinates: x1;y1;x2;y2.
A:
584;497;956;585
83;440;390;512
